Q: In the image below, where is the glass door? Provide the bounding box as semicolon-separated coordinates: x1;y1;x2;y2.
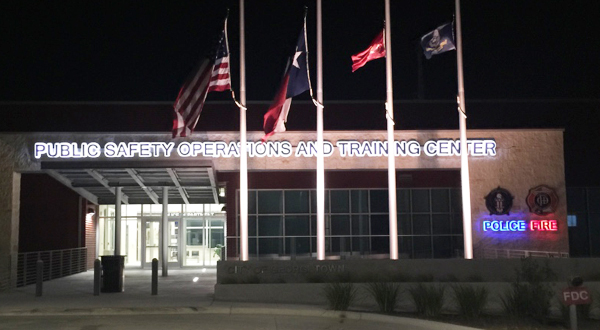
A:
184;219;204;266
144;220;160;264
205;218;224;266
168;220;180;265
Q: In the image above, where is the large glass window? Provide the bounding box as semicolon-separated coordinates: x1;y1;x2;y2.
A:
236;188;462;259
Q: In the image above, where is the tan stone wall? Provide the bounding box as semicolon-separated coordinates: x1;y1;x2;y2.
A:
0;129;567;276
468;130;567;256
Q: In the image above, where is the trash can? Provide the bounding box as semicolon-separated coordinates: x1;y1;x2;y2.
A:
100;255;125;293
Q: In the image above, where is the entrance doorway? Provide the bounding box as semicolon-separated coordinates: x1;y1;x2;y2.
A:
142;218;181;268
99;204;225;269
183;218;224;266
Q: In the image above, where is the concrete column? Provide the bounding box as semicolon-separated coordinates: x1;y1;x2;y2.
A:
1;172;21;290
161;187;168;276
114;187;122;256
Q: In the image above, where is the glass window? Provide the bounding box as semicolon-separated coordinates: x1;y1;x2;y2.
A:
258;191;282;214
351;237;369;255
370;214;389;235
248;216;257;237
397;189;411;213
370;190;389;213
412;190;430;212
370;237;389;254
145;204;163;215
398;214;412;235
351;190;369;213
413;236;432;258
185;204;203;213
258;216;282;236
451;236;464;258
433;236;452;258
331;237;351;253
259;238;282;255
285;237;310;255
451;213;463;235
331;215;350;235
450;189;462;213
431;189;449;212
330;190;349;213
432;214;452;235
399;236;413;259
186;227;203;246
100;205;115;217
123;204;142;217
351;215;369;236
285;190;309;213
248;190;257;214
285;215;310;236
187;220;203;227
413;214;431;235
168;204;182;213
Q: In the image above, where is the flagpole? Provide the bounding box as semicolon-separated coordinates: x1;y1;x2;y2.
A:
239;0;249;261
455;0;473;259
316;0;325;261
384;0;399;260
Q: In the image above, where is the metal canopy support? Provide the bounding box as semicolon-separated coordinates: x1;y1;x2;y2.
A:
85;169;129;204
126;168;160;204
161;186;168;276
206;168;219;204
166;168;190;205
114;187;122;256
45;170;99;204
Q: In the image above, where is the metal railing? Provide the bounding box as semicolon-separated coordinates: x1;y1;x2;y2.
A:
17;247;87;287
483;248;569;259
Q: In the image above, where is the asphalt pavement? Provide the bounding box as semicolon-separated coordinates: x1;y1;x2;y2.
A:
0;268;480;330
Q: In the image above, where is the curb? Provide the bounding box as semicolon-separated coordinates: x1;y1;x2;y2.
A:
0;304;482;329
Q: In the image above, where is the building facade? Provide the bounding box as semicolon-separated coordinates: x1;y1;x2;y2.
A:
0;129;568;289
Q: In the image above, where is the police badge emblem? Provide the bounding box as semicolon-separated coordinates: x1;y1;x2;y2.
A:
485;187;514;215
526;185;558;215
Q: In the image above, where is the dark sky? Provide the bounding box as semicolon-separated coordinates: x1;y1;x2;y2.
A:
1;0;599;102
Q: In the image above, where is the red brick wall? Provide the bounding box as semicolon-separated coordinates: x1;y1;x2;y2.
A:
19;174;87;252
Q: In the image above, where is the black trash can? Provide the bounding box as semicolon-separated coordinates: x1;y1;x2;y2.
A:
100;255;125;293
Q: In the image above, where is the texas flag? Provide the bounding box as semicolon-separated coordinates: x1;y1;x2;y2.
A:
262;26;310;142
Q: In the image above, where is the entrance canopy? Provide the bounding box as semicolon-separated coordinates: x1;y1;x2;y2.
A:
41;160;220;205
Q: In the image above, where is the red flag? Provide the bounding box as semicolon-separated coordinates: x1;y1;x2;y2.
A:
351;29;385;72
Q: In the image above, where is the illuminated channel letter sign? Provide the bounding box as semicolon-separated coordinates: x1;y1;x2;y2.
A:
482;219;558;232
33;138;497;159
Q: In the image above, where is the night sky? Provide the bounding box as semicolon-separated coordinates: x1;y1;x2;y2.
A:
1;1;600;185
1;0;599;102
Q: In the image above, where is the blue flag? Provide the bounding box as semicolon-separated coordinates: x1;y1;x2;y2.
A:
421;22;455;59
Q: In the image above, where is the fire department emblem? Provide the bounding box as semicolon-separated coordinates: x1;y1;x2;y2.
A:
526;185;558;215
485;187;513;215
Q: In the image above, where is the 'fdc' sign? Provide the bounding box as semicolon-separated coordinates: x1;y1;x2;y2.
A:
562;287;592;305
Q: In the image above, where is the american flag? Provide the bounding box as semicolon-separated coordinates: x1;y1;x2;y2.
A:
172;29;231;138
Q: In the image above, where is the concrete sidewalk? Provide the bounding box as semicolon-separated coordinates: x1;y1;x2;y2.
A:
0;269;481;330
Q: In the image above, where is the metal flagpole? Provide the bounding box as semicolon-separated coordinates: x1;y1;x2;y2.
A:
384;0;398;260
316;0;325;260
239;0;249;261
455;0;473;259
